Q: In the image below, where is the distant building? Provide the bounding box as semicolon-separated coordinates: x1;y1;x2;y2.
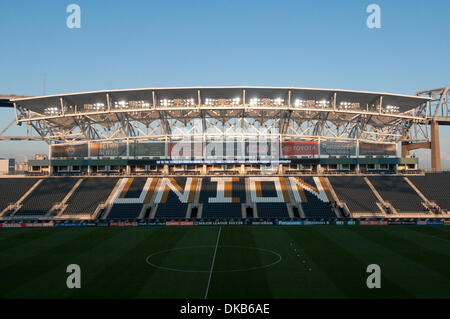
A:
15;161;28;173
0;158;15;175
34;154;48;160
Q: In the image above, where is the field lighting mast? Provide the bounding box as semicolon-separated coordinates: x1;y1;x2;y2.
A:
402;86;450;171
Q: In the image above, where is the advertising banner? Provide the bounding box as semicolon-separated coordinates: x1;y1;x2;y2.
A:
332;220;358;225
303;220;330;225
204;141;246;158
402;221;417;225
246;140;279;158
109;221;138;227
0;222;24;228
246;141;267;157
359;142;396;156
90;142;127;157
275;220;305;225
388;220;417;225
204;141;280;158
426;220;444;225
138;221;166;226
281;141;318;156
320;141;356;156
52;144;88;158
54;222;86;227
165;221;194;226
0;222;54;228
129;142;165;157
23;222;54;228
96;221;109;227
360;220;388;225
196;220;246;226
85;222;97;227
168;142;203;158
416;220;445;226
249;220;275;225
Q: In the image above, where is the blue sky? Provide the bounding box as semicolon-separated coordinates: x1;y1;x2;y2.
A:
0;0;449;167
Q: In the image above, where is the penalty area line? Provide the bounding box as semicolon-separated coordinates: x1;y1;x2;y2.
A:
204;226;222;299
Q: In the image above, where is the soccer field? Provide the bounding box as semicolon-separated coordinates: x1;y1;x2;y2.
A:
0;225;449;299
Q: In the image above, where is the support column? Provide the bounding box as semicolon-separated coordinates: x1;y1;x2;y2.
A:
430;120;441;172
401;143;411;157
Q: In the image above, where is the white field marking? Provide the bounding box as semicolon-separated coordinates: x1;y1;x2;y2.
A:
205;226;221;299
291;242;312;271
145;246;282;273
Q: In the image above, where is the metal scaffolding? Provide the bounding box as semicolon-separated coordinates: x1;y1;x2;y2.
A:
4;87;431;147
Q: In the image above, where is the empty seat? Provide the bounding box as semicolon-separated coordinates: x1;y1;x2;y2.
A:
154;177;189;219
409;172;450;211
293;176;335;218
199;177;245;218
0;178;38;212
202;203;242;218
63;178;118;216
106;178;148;219
369;176;424;213
119;178;148;198
256;203;289;218
107;204;143;219
16;178;78;216
329;176;380;214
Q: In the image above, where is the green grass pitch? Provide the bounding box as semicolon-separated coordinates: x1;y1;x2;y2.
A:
0;226;449;299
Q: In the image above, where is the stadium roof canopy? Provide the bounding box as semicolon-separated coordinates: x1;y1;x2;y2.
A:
7;86;435;145
0;94;31;108
11;86;430;114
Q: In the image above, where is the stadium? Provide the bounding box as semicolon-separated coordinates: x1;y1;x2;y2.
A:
0;86;449;299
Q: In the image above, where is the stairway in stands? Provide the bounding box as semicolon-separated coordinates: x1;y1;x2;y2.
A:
14;178;79;217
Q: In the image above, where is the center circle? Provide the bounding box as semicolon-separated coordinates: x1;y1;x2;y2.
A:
145;245;282;273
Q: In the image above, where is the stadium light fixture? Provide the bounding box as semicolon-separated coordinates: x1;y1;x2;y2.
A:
205;98;217;106
160;99;173;107
249;98;260;106
44;106;59;115
316;100;330;108
135;100;150;108
205;98;241;106
114;100;129;109
183;98;195;106
294;99;305;107
273;98;284;106
386;105;400;113
339;101;354;109
92;103;105;110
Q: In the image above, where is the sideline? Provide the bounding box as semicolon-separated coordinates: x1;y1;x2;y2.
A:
204;226;221;299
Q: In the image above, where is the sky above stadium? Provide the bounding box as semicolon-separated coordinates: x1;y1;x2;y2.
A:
0;0;449;168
